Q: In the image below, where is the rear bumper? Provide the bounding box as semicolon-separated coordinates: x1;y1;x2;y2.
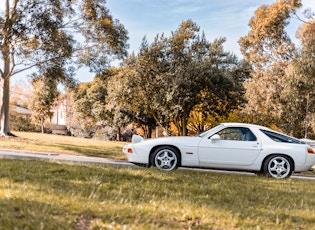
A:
123;144;148;164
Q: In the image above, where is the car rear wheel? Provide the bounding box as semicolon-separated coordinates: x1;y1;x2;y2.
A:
152;146;179;171
263;155;293;179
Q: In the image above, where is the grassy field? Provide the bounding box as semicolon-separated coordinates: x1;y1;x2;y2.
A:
0;132;315;229
0;131;126;159
0;159;314;229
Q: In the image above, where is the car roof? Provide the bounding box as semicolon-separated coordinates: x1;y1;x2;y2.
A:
220;122;271;130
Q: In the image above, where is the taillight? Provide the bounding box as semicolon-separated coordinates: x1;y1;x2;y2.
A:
126;148;133;154
307;148;315;154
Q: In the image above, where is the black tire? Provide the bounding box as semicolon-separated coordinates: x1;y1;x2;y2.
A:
262;155;293;179
151;146;180;171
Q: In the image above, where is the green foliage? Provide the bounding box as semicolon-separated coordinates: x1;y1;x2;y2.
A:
239;0;315;137
239;0;301;69
107;50;163;138
0;160;314;229
71;68;117;133
239;0;307;132
10;112;37;132
78;0;129;72
187;106;240;134
280;20;315;137
0;0;128;135
109;20;246;136
72;82;99;131
2;0;128;75
29;76;59;133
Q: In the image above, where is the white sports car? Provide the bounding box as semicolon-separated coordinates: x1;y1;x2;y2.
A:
123;123;315;179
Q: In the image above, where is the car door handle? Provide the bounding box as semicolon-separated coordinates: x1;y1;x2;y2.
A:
252;142;260;147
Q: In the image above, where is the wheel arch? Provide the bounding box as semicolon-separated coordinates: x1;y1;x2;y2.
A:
260;153;295;172
149;145;182;167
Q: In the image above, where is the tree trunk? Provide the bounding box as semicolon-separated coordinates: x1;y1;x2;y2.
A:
0;0;12;136
182;116;187;136
41;118;44;133
0;77;10;135
181;108;189;136
116;126;121;141
148;125;152;138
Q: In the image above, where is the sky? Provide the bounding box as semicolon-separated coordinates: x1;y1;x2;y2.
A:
76;0;314;83
106;0;276;57
10;0;315;83
106;0;314;55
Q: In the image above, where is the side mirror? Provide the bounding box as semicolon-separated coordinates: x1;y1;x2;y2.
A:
210;134;221;143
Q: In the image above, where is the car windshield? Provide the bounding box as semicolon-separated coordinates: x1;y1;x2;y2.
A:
260;129;303;144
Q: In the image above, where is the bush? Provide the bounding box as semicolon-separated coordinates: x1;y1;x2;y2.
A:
10;112;37;132
93;126;134;141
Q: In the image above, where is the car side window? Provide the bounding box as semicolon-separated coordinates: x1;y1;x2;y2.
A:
260;129;302;144
216;127;257;141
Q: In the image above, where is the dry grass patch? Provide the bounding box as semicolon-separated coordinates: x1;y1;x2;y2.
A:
0;131;126;159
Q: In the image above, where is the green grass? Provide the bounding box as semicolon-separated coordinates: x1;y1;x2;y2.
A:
0;131;315;229
0;159;314;229
0;131;126;159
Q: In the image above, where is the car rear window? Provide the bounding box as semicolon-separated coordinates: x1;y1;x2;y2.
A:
260;129;302;144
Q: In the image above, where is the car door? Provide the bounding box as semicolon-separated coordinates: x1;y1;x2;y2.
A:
198;127;262;166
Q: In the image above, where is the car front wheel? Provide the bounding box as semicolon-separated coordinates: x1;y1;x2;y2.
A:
152;146;179;171
263;155;293;179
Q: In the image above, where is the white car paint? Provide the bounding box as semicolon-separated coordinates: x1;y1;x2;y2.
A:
123;123;315;179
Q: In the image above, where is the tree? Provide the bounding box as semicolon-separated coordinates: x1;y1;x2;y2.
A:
239;0;302;126
281;19;315;137
29;76;59;133
71;79;108;132
187;60;250;134
162;21;245;135
0;0;128;135
109;20;246;136
107;54;159;138
71;68;118;137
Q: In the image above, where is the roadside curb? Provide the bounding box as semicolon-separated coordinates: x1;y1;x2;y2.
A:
0;149;133;167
